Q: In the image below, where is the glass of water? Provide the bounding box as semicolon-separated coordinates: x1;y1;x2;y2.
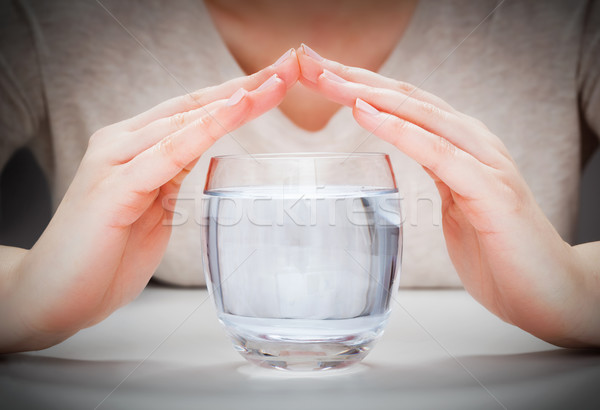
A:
201;152;402;371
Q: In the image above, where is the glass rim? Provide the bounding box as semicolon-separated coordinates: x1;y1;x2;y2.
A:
211;152;389;161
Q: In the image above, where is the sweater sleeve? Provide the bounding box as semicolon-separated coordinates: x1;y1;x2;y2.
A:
579;0;600;144
0;0;45;172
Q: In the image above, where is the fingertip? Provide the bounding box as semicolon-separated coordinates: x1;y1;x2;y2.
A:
221;88;253;128
289;48;300;82
314;72;356;107
247;75;286;111
276;50;300;89
272;77;287;101
320;69;347;84
355;98;380;116
297;49;323;84
352;98;381;132
315;70;335;90
272;48;293;68
254;73;281;92
299;43;324;62
270;76;287;100
225;87;248;107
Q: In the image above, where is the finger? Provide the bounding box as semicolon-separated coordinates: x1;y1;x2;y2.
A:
316;70;512;166
297;43;455;113
122;48;299;131
122;76;286;193
108;99;221;164
352;98;493;199
115;74;286;162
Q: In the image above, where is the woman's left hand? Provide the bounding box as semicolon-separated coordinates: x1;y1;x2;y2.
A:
297;45;600;347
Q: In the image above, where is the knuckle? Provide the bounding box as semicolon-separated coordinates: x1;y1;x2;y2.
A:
170;112;187;130
88;122;129;149
88;129;105;147
365;87;384;103
419;102;442;117
157;136;186;170
418;101;443;118
157;135;175;157
85;127;127;165
192;116;219;142
425;136;455;176
187;89;207;106
389;118;410;144
433;135;457;158
474;118;487;129
86;128;115;160
337;65;352;79
193;114;212;131
465;114;488;130
495;171;527;214
395;81;416;94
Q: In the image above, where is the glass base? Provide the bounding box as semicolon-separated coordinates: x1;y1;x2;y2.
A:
219;313;388;371
230;335;377;371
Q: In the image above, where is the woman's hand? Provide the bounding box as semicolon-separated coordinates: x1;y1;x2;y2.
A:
297;44;600;347
0;50;300;352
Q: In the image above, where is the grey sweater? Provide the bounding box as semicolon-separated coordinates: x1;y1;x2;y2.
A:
0;0;599;287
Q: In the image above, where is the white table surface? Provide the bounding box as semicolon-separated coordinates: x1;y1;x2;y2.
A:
1;284;599;409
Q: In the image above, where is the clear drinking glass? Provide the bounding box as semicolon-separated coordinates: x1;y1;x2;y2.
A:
201;153;402;371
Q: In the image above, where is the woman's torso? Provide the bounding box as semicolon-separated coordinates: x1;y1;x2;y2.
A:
2;0;594;286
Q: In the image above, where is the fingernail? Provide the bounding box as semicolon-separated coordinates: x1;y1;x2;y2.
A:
226;88;247;106
301;43;324;61
273;48;293;67
355;98;379;115
256;74;279;91
322;69;347;83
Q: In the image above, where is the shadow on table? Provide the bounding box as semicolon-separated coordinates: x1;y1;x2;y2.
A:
1;349;599;410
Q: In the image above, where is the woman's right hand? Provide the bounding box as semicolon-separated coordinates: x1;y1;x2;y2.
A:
297;45;600;347
0;49;300;353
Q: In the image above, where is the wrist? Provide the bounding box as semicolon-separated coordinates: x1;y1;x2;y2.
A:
526;241;600;348
563;242;600;347
497;234;592;348
0;246;76;352
0;246;41;352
